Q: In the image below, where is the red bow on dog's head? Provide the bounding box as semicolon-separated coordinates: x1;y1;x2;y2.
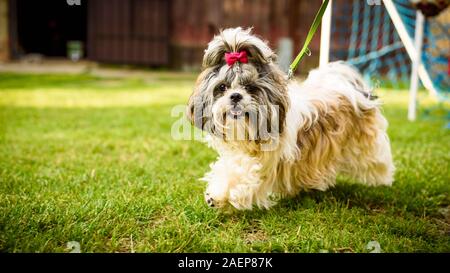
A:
225;51;248;66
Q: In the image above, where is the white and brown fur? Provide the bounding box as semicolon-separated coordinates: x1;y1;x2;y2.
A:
187;27;395;210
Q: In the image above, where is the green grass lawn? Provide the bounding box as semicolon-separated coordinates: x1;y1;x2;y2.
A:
0;72;449;253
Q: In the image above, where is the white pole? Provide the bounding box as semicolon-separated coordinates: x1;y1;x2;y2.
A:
408;11;424;121
320;0;332;67
383;0;438;99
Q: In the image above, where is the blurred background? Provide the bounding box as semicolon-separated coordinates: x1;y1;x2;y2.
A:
1;0;448;91
0;0;324;72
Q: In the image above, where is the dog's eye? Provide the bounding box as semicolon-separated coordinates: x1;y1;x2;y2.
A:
217;84;227;92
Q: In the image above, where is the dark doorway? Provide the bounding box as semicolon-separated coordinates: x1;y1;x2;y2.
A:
14;0;87;57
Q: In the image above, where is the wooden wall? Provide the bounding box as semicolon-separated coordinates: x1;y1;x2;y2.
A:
88;0;169;65
69;0;322;71
169;0;323;72
0;0;9;61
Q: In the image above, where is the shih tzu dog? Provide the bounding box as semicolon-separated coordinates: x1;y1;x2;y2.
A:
186;27;395;210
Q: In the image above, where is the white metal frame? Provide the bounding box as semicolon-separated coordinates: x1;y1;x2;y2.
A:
319;0;438;121
383;0;438;121
320;0;332;67
408;10;425;121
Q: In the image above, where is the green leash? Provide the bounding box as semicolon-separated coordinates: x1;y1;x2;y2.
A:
288;0;330;79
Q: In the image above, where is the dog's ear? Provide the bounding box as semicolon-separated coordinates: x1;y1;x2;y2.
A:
202;27;276;69
186;68;215;131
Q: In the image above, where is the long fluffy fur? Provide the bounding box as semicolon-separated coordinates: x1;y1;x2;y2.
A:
187;27;395;210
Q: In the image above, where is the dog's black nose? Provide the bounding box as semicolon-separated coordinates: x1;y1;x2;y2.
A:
230;93;243;103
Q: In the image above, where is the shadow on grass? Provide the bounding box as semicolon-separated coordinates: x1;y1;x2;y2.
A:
280;181;448;218
219;179;449;226
213;182;449;251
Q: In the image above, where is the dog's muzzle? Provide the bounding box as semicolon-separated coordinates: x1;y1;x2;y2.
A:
228;105;244;119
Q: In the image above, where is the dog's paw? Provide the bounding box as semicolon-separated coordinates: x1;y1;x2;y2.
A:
205;192;215;207
204;192;227;209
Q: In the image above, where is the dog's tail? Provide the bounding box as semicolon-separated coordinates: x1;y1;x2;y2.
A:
304;61;378;100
